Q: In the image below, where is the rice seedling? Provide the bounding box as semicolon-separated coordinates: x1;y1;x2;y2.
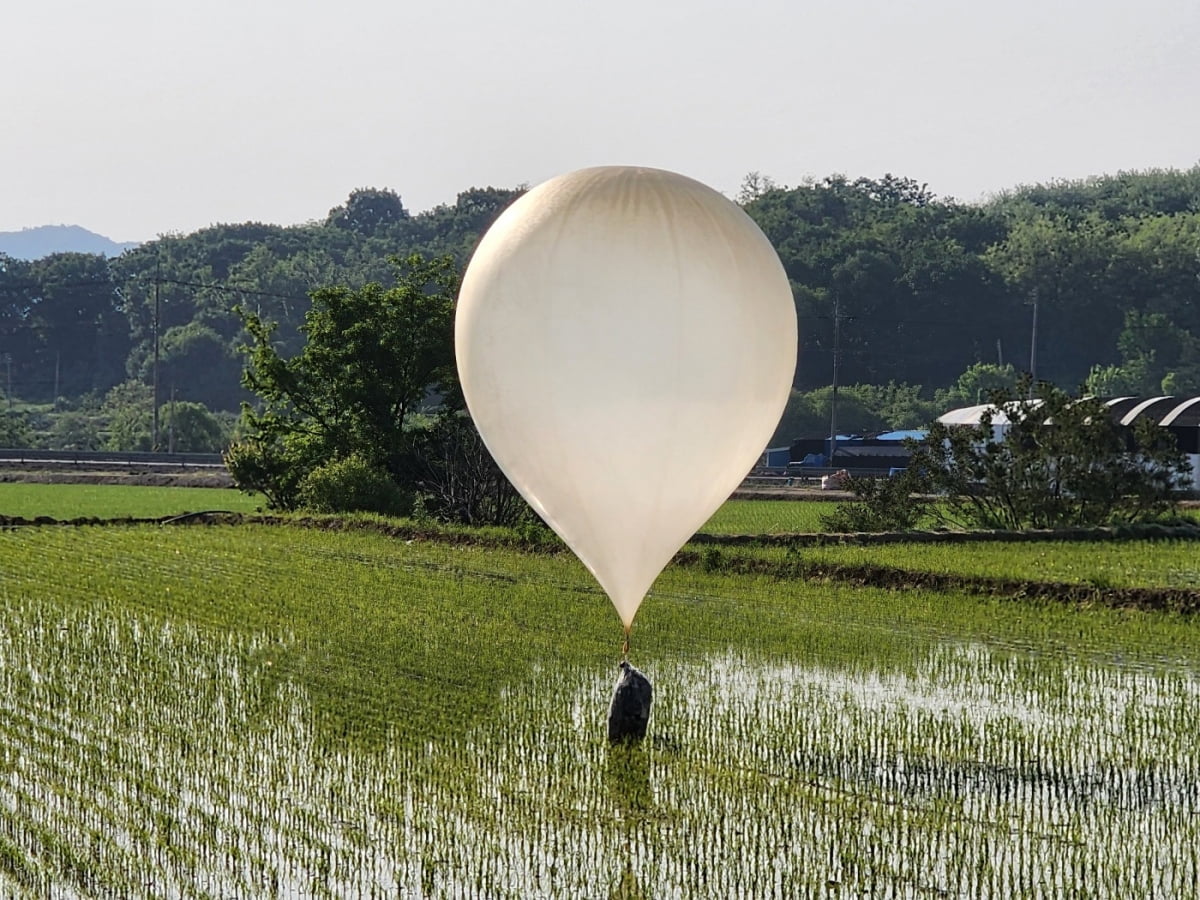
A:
1;524;1199;896
764;537;1200;589
0;483;261;520
697;499;831;535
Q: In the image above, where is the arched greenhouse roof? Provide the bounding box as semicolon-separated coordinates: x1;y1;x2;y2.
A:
938;396;1200;428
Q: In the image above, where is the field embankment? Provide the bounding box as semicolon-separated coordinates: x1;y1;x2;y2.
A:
5;504;1200;616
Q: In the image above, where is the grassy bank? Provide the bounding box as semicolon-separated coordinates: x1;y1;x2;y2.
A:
0;483;831;534
704;536;1200;590
0;482;261;519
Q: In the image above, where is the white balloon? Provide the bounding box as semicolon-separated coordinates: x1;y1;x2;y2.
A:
456;166;797;631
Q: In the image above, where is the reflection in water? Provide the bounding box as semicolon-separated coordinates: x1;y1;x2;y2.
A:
605;742;652;817
609;861;648;900
605;743;652;900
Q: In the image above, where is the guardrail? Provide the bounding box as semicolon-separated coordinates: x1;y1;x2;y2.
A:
0;449;225;468
745;467;900;484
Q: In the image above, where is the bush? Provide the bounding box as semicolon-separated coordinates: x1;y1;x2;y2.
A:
297;453;414;516
914;377;1189;530
0;412;33;448
412;414;533;526
101;380;152;451
160;401;227;453
821;469;934;532
48;411;102;451
224;439;305;511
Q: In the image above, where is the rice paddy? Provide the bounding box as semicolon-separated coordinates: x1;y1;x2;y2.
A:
2;516;1200;897
748;538;1200;589
0;483;261;520
697;498;831;534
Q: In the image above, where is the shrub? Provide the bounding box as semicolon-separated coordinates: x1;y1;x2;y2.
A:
48;411;102;451
821;469;934;532
411;414;533;526
101;380;152;451
160;401;227;453
914;377;1189;530
0;412;33;448
297;453;413;517
224;439;305;511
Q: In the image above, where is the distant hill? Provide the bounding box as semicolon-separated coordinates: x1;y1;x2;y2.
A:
0;225;140;260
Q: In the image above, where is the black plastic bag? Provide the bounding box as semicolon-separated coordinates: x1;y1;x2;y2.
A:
607;661;653;743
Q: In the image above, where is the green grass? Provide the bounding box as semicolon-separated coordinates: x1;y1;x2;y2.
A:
700;497;1200;535
698;498;832;534
758;538;1200;589
0;485;830;536
0;483;262;519
4;523;1200;894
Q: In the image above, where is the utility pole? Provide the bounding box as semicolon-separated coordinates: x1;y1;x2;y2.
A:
4;354;11;410
1029;287;1039;398
152;260;161;450
996;338;1004;368
53;351;60;410
829;293;842;464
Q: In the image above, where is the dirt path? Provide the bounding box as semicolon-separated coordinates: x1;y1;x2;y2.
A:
0;464;233;488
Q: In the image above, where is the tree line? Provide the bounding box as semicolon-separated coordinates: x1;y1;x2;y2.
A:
2;167;1200;454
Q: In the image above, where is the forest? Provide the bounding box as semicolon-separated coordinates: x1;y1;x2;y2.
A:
2;166;1199;452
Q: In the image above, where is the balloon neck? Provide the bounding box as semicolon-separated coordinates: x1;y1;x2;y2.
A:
620;628;630;661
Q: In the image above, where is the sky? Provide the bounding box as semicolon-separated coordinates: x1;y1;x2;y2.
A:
6;0;1200;242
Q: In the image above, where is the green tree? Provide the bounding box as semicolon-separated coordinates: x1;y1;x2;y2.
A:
988;166;1200;222
1082;310;1200;396
1084;363;1144;397
745;176;1012;391
24;253;129;400
938;363;1020;407
984;214;1125;387
0;254;35;401
1161;368;1200;395
736;171;779;205
223;438;304;511
48;411;101;451
771;387;882;442
231;254;458;508
0;411;32;447
138;322;242;411
160;400;227;452
101;380;153;451
412;413;532;526
850;382;943;430
913;378;1189;530
771;382;941;444
326;188;409;236
408;187;524;261
1117;212;1200;336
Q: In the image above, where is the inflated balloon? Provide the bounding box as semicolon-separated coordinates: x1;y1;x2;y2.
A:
456;166;797;634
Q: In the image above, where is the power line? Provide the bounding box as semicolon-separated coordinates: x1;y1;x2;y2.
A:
0;276;313;306
0;278;116;292
154;278;312;304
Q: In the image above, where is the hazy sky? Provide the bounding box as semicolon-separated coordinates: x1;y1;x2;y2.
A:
6;0;1199;242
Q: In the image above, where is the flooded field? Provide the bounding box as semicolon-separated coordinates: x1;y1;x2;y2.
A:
1;525;1198;897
